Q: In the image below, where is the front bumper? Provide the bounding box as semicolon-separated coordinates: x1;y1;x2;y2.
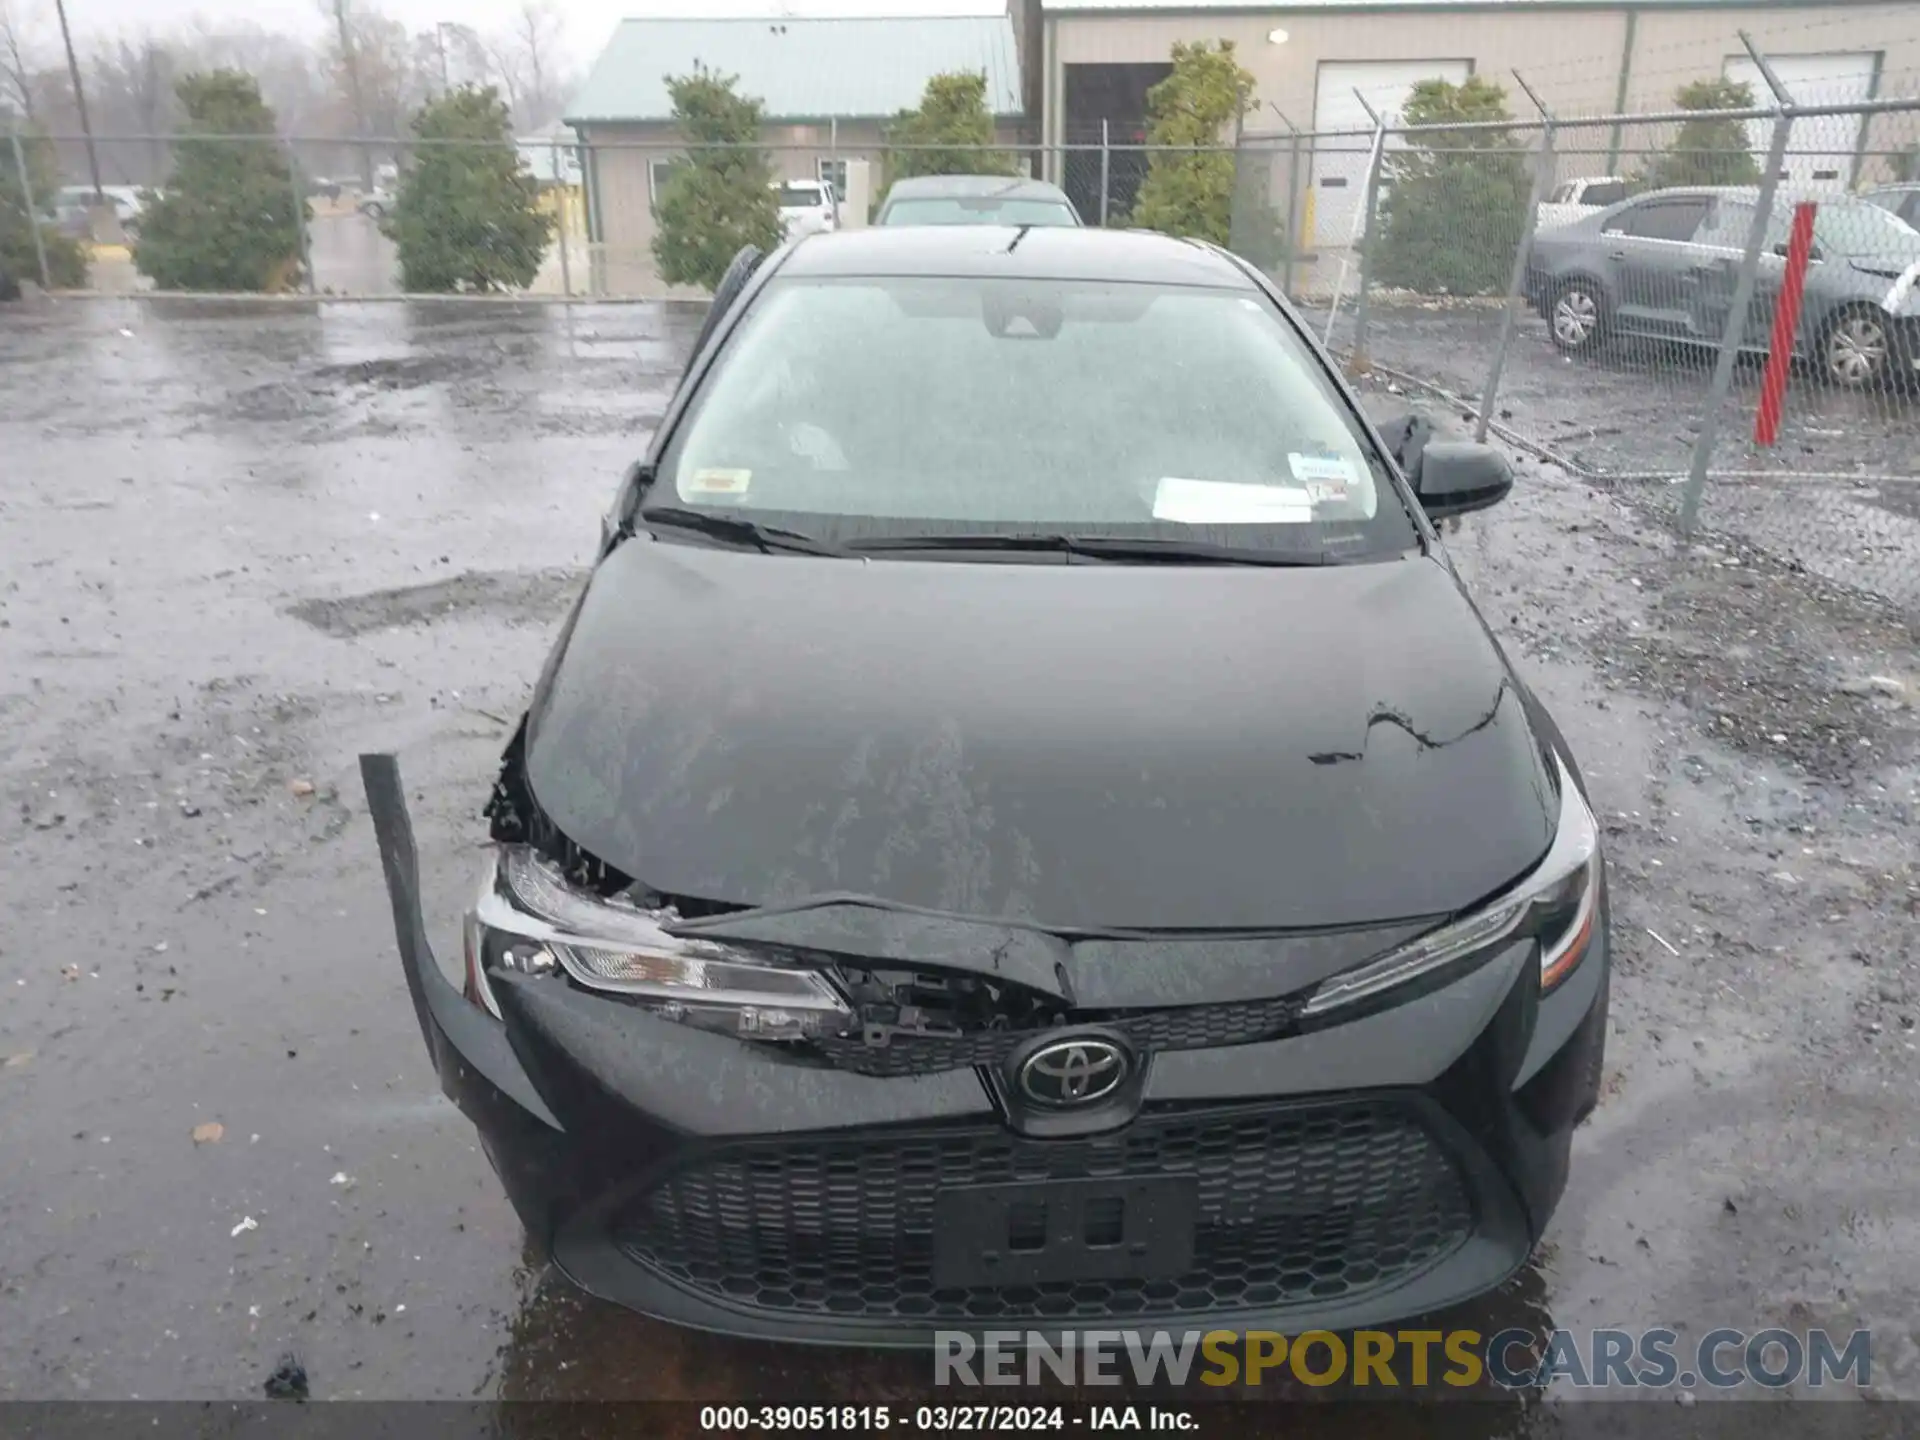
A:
362;754;1610;1348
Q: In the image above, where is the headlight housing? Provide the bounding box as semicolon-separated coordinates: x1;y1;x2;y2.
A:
463;846;853;1041
1303;753;1601;1018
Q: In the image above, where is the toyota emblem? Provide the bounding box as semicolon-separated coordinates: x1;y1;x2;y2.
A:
1017;1037;1130;1108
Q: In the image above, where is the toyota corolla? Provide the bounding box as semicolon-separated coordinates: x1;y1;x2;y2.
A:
362;224;1611;1346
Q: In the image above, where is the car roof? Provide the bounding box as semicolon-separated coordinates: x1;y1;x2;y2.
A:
883;174;1074;204
778;225;1257;288
1629;184;1880;207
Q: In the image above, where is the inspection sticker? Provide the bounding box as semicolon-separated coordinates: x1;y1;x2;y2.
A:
1152;477;1314;525
685;467;752;496
1289;453;1359;504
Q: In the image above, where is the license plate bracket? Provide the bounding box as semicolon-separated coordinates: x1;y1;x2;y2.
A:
931;1176;1197;1289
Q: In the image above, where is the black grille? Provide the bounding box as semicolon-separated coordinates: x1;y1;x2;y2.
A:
613;1101;1474;1322
811;994;1306;1079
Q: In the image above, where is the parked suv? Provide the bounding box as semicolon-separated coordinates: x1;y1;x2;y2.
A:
774;179;838;241
1537;176;1631;232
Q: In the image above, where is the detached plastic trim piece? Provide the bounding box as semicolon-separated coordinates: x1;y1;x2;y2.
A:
360;752;563;1133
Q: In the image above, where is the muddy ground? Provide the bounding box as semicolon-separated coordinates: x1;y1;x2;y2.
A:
2;297;1918;1417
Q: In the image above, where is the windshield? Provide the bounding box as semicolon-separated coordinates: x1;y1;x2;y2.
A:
1813;200;1920;256
778;185;826;208
658;275;1416;560
882;197;1079;227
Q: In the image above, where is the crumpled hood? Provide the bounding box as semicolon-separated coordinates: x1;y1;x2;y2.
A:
524;540;1556;932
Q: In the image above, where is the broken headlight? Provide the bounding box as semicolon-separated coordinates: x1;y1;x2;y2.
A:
462;846;853;1041
1303;753;1601;1018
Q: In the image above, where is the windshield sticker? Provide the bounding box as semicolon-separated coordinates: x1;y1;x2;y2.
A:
686;467;752;496
1289;453;1360;505
1152;477;1314;525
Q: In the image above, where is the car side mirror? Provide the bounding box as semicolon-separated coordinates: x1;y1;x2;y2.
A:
1375;411;1435;486
1415;442;1514;520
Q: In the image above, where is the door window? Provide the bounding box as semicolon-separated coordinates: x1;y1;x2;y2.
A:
1604;197;1709;242
1693;199;1759;250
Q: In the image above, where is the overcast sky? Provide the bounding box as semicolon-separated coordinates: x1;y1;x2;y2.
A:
37;0;1007;68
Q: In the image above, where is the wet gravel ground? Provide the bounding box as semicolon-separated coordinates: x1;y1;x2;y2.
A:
2;296;1919;1414
1312;301;1920;615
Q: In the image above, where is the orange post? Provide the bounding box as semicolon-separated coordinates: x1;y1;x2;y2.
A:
1755;202;1818;447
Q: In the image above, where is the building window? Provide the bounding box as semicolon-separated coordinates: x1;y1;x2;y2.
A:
816;158;848;202
649;155;686;214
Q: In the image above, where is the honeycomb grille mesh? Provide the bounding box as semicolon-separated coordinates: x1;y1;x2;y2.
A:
613;1102;1474;1322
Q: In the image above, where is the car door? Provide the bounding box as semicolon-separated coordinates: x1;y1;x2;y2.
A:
1686;197;1794;352
1599;195;1712;337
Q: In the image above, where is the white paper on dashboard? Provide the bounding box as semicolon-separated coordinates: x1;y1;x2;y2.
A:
1152;477;1315;525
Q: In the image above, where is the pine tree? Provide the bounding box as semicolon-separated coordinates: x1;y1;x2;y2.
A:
1373;76;1531;296
135;71;305;292
1642;78;1763;190
387;86;553;293
1127;41;1255;247
651;67;782;291
1;129;88;288
883;71;1013;195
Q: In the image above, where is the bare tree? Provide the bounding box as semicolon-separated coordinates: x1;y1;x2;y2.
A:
350;10;420;138
184;20;328;138
489;0;565;130
1;0;39;121
87;34;179;182
315;0;430;186
318;0;370;184
418;22;486;97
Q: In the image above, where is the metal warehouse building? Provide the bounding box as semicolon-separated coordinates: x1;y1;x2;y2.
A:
566;13;1029;295
563;1;1919;293
1037;0;1920;244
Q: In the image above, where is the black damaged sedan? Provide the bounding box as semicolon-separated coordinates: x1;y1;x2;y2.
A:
363;225;1610;1346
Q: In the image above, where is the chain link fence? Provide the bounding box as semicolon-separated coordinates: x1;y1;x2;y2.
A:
1216;80;1920;618
6;80;1919;613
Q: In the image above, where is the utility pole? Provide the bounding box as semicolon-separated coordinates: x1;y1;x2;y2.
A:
435;21;450;93
52;0;102;199
330;0;371;190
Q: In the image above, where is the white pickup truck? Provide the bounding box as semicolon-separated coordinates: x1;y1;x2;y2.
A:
1537;176;1632;231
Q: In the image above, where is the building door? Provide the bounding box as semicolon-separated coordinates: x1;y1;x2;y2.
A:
1062;62;1173;224
1723;52;1878;190
1311;58;1471;248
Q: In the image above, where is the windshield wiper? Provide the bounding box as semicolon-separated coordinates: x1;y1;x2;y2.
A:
848;533;1332;566
635;505;852;557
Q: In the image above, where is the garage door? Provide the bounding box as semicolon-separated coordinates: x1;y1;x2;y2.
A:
1311;58;1472;247
1722;52;1878;190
